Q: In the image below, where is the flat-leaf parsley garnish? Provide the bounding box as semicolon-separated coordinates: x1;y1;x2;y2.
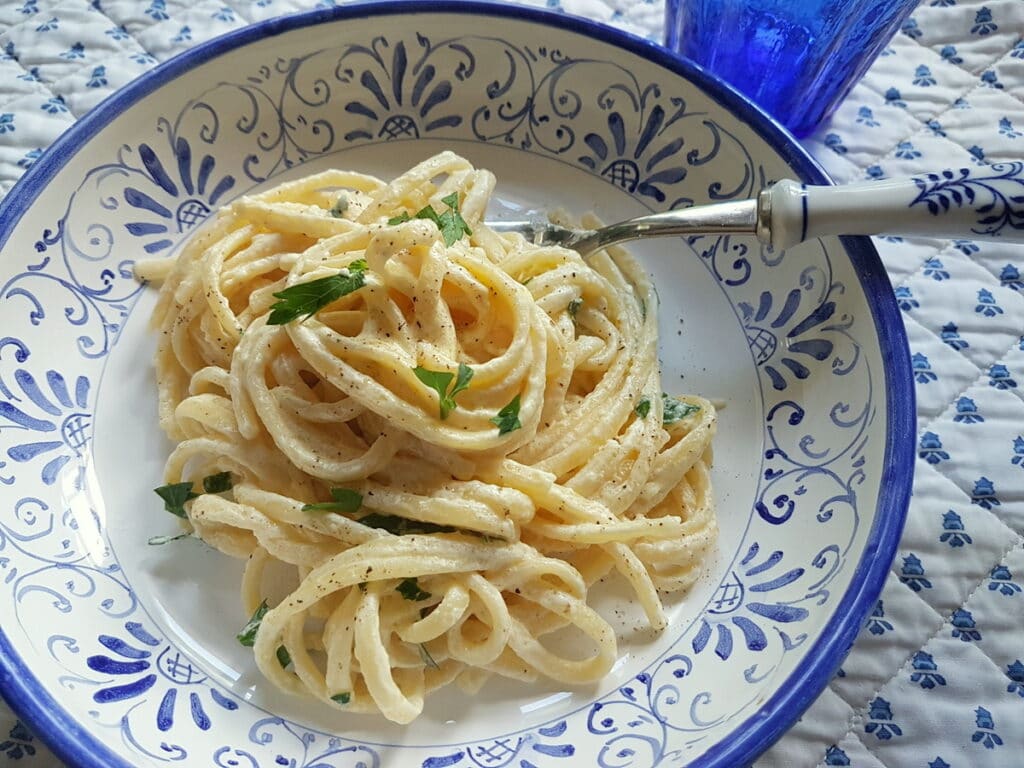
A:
490;394;522;435
267;262;368;325
386;194;472;247
357;513;455;535
331;692;351;705
396;577;431;601
329;194;348;218
662;393;701;425
237;600;269;646
202;471;233;494
147;532;191;546
413;362;474;419
634;397;651;419
568;298;583;319
276;645;292;668
302;488;363;514
154;481;197;518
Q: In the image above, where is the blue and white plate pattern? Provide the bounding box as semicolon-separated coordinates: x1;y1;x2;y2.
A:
0;4;913;767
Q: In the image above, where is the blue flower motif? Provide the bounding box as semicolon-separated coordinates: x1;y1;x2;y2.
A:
856;106;879;127
866;164;885;180
910;651;946;689
912;353;937;383
35;16;58;32
999;117;1022;139
975;288;1002;317
106;24;130;41
988;564;1021;596
930;0;956;6
987;364;1011;391
1;41;15;61
901;17;922;39
2;368;92;485
900;554;932;592
895;141;922;160
971;7;998;35
212;6;235;21
257;0;274;6
1014;39;1024;59
824;133;847;155
953;239;979;255
17;148;42;170
940;510;972;547
865;600;893;635
865;697;902;740
941;322;968;350
1000;263;1022;290
913;65;936;87
971;706;1002;749
1006;660;1024;697
59;42;85;60
87;622;238;730
40;96;67;115
953;96;970;109
918;432;948;464
690;543;807;660
884;88;906;108
951;608;981;641
172;25;192;43
131;53;157;66
17;0;38;14
939;45;963;65
17;66;40;83
928;759;951;768
0;113;15;134
953;396;982;424
988;363;1016;389
968;144;986;163
895;286;918;311
1012;436;1024;468
86;65;107;88
922;257;948;280
145;0;169;20
972;476;999;509
980;70;1003;89
823;745;850;765
0;721;36;760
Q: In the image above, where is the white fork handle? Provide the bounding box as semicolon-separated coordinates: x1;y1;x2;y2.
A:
768;161;1024;250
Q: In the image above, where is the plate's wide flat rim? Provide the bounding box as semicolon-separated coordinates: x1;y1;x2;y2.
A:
0;2;915;767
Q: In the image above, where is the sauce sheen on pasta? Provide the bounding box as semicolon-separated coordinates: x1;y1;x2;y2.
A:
137;151;717;724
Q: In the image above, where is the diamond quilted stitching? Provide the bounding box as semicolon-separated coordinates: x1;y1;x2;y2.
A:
956;234;1024;299
896;460;1018;618
965;542;1024;674
129;0;247;61
862;629;1024;765
990;44;1024;102
0;54;53;109
868;236;949;287
936;85;1024;161
924;381;1024;533
0;90;73;189
901;313;984;429
814;730;891;768
755;687;856;768
828;571;945;711
906;0;1024;76
861;34;980;123
55;49;154;115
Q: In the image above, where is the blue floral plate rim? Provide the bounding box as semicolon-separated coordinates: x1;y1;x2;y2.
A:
0;2;915;767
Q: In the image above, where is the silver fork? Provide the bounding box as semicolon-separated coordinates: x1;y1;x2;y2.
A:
487;164;1024;255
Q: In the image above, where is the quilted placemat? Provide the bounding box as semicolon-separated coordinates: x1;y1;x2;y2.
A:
1;1;1022;766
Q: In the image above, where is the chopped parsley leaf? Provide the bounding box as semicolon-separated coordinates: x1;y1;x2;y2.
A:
396;577;431;601
357;513;455;535
490;394;522;435
413;363;474;419
662;393;701;425
386;195;471;247
329;195;348;218
154;481;197;518
202;471;233;494
331;691;351;705
568;298;583;318
276;645;291;668
237;600;269;647
302;487;363;514
635;397;651;420
267;264;367;325
147;532;191;546
418;642;439;670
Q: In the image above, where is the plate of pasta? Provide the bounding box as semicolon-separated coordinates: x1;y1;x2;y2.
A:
0;3;913;768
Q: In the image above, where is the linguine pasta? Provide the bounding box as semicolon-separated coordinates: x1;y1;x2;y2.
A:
138;151;717;723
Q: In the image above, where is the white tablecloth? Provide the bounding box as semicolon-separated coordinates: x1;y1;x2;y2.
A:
1;0;1022;765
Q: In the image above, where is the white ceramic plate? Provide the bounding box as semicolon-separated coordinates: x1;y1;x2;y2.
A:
0;3;914;766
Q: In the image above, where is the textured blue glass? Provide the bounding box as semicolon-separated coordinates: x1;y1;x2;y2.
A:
665;0;918;137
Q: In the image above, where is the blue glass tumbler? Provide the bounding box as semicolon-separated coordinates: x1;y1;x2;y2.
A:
664;0;919;137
